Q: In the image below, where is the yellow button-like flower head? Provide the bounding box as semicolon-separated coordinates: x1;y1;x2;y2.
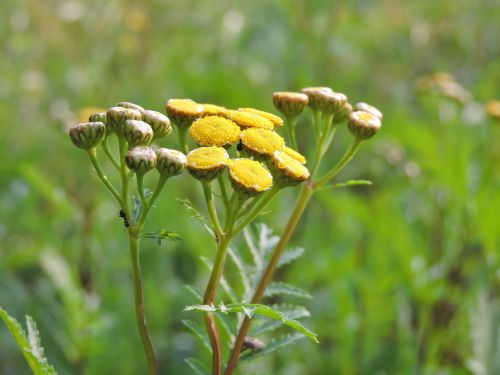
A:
238;108;284;127
228;158;273;197
283;146;307;164
186;146;229;181
189;116;241;147
271;150;310;187
165;99;203;128
240;128;285;160
201;104;228;117
222;110;274;130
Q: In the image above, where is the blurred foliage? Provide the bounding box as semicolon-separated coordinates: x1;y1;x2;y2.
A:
1;0;500;374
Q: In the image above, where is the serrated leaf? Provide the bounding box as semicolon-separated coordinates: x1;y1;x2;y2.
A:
257;224;279;258
264;282;313;299
331;179;372;189
140;230;182;245
0;306;57;375
240;333;306;362
181;320;211;353
252;305;311;335
185;357;209;375
184;303;318;343
177;198;214;237
276;247;305;268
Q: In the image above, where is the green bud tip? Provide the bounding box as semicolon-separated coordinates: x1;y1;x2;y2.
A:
142;110;172;139
272;91;309;118
317;91;348;115
123;120;154;148
301;86;333;112
116;101;145;113
156;148;187;177
348;111;382;140
106;106;142;135
69;122;106;150
125;146;157;174
354;102;383;120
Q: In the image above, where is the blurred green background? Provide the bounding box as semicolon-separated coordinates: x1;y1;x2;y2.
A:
1;0;500;374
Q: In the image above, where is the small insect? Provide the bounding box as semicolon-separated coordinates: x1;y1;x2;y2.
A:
119;209;130;228
242;336;265;351
236;141;243;152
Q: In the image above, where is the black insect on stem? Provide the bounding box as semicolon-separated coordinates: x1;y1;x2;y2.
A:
119;209;130;228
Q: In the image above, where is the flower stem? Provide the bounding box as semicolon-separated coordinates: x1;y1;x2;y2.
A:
128;234;158;375
136;174;148;210
202;181;224;239
177;126;189;154
118;137;131;218
101;137;120;171
87;148;122;204
136;175;168;231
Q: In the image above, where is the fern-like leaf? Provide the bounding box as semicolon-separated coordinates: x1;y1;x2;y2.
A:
276;247;305;268
177;198;214;237
185;357;209;375
181;319;212;353
264;282;313;299
252;305;311;335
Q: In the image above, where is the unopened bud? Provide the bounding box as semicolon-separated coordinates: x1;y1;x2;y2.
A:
117;101;145;113
272;91;309;118
301;87;333;111
353;102;383;120
156;148;187;177
69;122;106;150
333;103;353;124
348;111;382;140
125;147;157;174
89;112;107;124
142;110;172;139
317;91;347;115
107;107;142;135
123;120;154;147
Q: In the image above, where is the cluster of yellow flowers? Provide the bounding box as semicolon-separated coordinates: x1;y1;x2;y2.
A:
165;98;310;196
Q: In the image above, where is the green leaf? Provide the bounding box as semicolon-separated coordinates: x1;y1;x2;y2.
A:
181;320;212;353
240;333;306;362
0;306;57;375
252;305;311;335
185;357;209;375
177;198;214;237
184;285;203;303
277;247;305;268
140;230;182;245
264;282;313;299
331;179;372;189
184;303;318;343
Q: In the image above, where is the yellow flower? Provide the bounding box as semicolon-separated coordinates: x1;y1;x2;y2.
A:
165;98;203;128
201;104;228;117
222;110;274;130
238;108;283;127
186;146;229;181
485;100;500;121
271;150;310;186
240;128;285;159
189;116;241;147
283;146;306;164
228;158;273;197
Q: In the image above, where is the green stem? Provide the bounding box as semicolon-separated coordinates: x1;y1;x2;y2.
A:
312;110;322;140
119;137;131;218
315;137;363;189
137;175;168;231
202;181;224;239
177;126;189;154
233;186;281;236
87;148;122;204
285;116;299;150
136;174;148;209
101;137;120;171
128;235;158;375
218;175;230;212
224;184;314;375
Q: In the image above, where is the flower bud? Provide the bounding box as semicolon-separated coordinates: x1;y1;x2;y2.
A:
189;116;241;147
125;147;157;174
156;148;187;177
301;86;333;111
186;147;229;181
142;110;172;139
117;101;145;113
270;150;310;187
272;91;309;118
353;102;383;120
165;99;204;128
228;158;273;198
69;122;106;150
222;110;274;130
240;128;285;160
333;103;353;124
238;108;283;127
106;106;142;135
317;91;347;115
88;111;107;124
123;120;154;147
348;111;382;140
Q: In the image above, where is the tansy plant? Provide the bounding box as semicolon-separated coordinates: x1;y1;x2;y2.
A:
1;88;381;375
